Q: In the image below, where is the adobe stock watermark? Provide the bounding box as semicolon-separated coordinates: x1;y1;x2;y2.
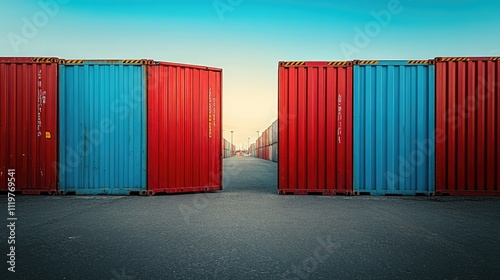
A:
6;169;17;273
8;0;70;53
213;0;243;21
385;79;500;187
281;236;340;280
340;0;411;60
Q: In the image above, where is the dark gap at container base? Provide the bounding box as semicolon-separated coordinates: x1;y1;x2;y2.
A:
0;190;56;196
278;189;351;196
61;191;142;196
435;192;451;196
436;191;500;196
146;188;222;196
415;192;435;197
128;191;141;196
357;191;435;196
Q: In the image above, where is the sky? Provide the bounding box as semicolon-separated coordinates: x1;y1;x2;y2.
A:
1;0;500;149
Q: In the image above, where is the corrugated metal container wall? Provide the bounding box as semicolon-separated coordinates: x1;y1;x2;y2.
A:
264;129;267;147
354;60;435;195
267;126;272;146
148;62;222;194
279;61;353;195
272;120;278;144
272;143;278;162
0;57;58;194
222;139;226;158
222;139;230;159
435;57;500;196
268;146;272;161
59;60;148;195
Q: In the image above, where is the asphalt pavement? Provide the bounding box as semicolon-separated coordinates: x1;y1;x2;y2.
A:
1;156;499;280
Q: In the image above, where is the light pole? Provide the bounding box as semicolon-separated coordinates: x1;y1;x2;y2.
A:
230;131;234;156
248;137;250;155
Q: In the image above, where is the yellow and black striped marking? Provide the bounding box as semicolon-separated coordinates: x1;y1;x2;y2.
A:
59;59;84;64
357;60;378;65
491;57;500;61
407;60;431;64
281;61;306;67
122;59;144;64
440;57;470;62
33;57;57;63
328;61;350;66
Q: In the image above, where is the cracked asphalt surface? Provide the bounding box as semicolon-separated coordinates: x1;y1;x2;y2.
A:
1;156;499;279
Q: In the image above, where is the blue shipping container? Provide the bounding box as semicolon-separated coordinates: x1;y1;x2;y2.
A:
353;60;435;195
59;60;147;195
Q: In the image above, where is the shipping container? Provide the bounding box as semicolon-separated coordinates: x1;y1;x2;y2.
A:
222;138;231;159
148;61;222;195
278;61;353;195
435;57;500;196
354;60;435;195
272;120;278;144
59;59;149;195
0;57;59;194
249;143;256;157
222;139;226;158
267;126;273;146
272;143;278;163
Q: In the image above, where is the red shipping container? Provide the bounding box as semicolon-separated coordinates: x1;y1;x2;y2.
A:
148;62;222;194
436;57;500;196
279;61;353;195
0;57;58;194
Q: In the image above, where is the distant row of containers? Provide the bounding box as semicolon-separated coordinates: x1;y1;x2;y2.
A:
254;121;278;162
222;138;234;158
278;58;499;196
0;57;222;195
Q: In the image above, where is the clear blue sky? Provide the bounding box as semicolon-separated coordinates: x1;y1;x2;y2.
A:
2;0;499;148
